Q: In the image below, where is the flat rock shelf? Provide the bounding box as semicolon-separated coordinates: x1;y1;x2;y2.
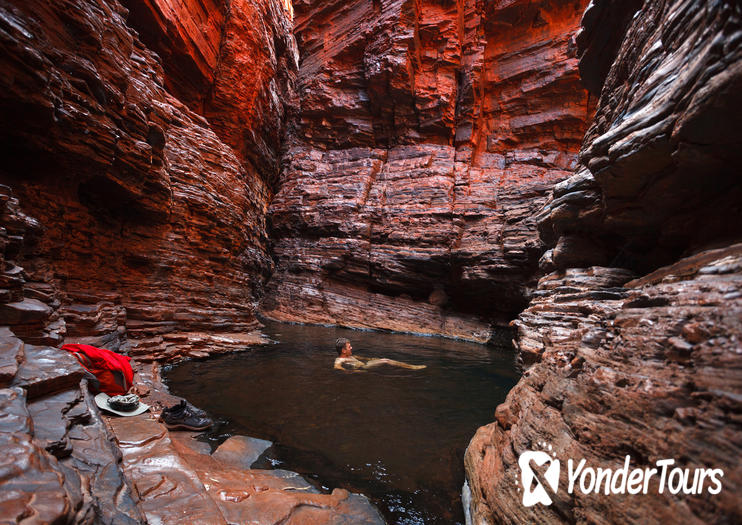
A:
164;321;519;524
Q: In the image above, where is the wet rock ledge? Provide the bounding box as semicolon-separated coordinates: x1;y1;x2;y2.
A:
0;331;385;524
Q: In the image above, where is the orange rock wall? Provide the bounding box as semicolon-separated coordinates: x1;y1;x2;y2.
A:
202;0;298;187
262;0;593;340
122;0;227;108
0;0;296;360
124;0;298;187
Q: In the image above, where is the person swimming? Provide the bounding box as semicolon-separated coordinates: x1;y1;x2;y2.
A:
333;338;426;371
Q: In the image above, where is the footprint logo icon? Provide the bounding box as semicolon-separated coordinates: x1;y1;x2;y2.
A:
518;446;560;507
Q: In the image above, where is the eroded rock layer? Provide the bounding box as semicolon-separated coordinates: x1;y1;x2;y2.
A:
262;0;594;341
542;0;742;273
122;0;299;187
0;0;295;360
466;1;742;523
0;331;143;524
466;247;742;524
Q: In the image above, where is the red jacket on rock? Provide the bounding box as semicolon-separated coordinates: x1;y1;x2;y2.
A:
61;344;133;395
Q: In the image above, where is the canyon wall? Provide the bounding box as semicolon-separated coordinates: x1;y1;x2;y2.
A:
261;0;595;341
0;0;296;360
2;0;740;520
466;1;742;523
122;0;298;188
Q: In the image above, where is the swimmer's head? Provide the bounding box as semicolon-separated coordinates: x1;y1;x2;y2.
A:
335;338;351;355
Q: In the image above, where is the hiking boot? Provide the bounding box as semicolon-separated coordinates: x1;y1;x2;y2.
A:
160;400;213;431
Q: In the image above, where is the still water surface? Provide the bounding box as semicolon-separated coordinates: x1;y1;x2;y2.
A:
164;321;519;524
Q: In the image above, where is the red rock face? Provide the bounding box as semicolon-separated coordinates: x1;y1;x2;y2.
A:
123;0;298;187
466;246;742;524
201;0;298;187
0;0;295;360
121;0;227;108
262;0;593;340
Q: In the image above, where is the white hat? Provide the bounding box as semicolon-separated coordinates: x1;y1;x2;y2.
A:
94;393;150;417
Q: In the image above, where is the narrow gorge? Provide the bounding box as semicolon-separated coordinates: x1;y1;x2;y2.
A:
0;0;740;524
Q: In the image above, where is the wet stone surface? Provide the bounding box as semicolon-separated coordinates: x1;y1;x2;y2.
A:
0;387;74;524
212;435;273;470
0;327;22;386
0;327;142;524
107;409;385;524
11;345;84;400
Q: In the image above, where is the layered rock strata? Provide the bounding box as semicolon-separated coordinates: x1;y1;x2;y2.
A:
122;0;299;187
466;245;742;524
466;1;742;523
0;0;295;360
0;186;65;347
542;0;742;273
262;0;594;340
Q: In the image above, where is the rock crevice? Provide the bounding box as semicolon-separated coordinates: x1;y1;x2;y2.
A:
1;0;741;522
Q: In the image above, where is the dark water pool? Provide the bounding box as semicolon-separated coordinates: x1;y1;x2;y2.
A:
164;321;519;524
